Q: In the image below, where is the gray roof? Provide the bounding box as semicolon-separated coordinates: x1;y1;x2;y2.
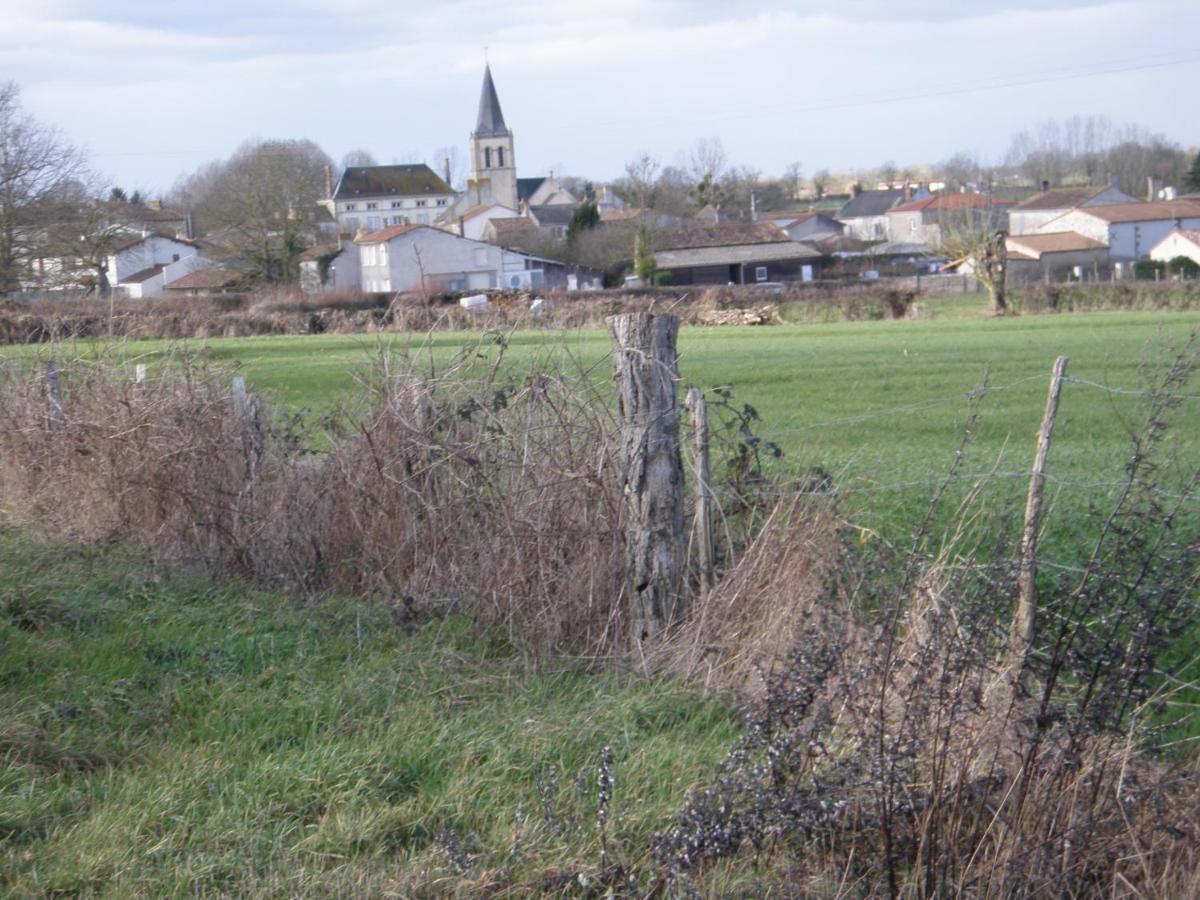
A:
474;65;509;138
837;189;906;220
517;177;546;203
655;241;822;269
335;165;451;199
529;205;575;227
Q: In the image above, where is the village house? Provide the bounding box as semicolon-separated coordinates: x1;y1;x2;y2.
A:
298;239;362;294
355;224;565;293
761;210;844;242
329;164;455;234
1148;228;1200;269
440;202;521;241
1038;200;1200;261
885;193;1012;248
1005;232;1111;283
836;185;932;241
652;223;822;286
1007;182;1140;235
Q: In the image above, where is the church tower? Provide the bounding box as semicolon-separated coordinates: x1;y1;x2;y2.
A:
468;65;518;210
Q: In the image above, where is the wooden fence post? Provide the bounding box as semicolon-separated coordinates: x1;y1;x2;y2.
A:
45;361;63;424
607;312;685;645
1010;355;1068;675
685;387;716;595
232;376;265;472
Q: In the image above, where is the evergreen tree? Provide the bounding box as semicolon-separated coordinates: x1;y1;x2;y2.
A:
1186;152;1200;193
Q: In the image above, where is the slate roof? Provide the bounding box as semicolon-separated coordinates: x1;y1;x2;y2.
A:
1007;232;1108;257
655;242;822;269
529;205;575;227
474;65;510;138
517;177;547;203
655;223;790;252
120;265;165;284
837;189;906;220
1012;185;1112;211
334;165;452;200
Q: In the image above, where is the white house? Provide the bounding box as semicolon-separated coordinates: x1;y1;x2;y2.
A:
1007;184;1139;235
1149;228;1200;267
1039;200;1200;261
440;203;521;241
107;233;200;298
298;240;363;294
330;165;455;234
355;224;564;293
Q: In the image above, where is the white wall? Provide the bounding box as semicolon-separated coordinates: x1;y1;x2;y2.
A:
360;227;546;293
337;194;454;234
107;236;197;286
1108;217;1200;260
1150;232;1200;265
1008;187;1138;236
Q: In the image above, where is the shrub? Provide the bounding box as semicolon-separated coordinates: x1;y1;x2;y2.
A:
1168;254;1200;279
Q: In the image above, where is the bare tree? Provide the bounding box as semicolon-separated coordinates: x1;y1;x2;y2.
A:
0;82;89;294
173;138;332;283
939;210;1009;315
341;148;377;169
878;160;898;187
688;137;727;183
431;145;466;191
618;152;662;209
810;168;831;200
782;161;804;200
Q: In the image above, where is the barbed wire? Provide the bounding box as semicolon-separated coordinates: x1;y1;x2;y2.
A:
1061;376;1200;401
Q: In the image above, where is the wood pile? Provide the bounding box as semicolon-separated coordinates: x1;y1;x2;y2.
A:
696;306;778;326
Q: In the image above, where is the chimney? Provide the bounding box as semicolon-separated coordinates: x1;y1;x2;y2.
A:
324;165;333;199
1041;179;1050;193
851;183;862;199
903;183;912;202
444;157;452;187
1146;175;1157;202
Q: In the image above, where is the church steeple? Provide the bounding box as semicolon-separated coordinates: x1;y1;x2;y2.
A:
468;64;517;209
474;65;510;138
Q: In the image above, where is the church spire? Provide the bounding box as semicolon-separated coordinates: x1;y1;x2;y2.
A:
474;64;509;138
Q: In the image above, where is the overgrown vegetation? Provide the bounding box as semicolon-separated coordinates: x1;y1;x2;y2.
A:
1;325;1198;895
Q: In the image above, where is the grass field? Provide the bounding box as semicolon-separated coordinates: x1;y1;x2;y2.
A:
32;303;1199;552
0;533;739;896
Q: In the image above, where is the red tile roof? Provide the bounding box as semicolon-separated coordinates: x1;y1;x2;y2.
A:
354;223;425;244
889;193;1013;214
1007;231;1107;257
1064;200;1200;225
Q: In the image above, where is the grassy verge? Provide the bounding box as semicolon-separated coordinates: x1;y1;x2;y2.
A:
0;533;739;896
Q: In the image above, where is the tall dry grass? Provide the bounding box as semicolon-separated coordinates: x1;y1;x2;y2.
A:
0;345;627;658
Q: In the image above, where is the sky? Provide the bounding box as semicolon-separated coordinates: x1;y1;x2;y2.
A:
2;0;1197;195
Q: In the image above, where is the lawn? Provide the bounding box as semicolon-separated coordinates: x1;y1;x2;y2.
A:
0;533;739;896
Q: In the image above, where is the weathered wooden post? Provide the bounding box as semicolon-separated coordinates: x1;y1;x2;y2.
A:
45;360;63;425
685;387;716;595
1009;355;1068;676
607;312;685;644
232;376;265;472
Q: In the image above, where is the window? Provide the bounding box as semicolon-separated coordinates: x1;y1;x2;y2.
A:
344;203;357;211
366;202;377;210
755;266;768;282
172;254;180;262
484;147;492;168
416;200;427;207
367;216;381;231
436;199;447;207
392;215;407;225
416;213;429;225
391;201;403;209
910;219;917;232
378;245;388;265
497;147;504;167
